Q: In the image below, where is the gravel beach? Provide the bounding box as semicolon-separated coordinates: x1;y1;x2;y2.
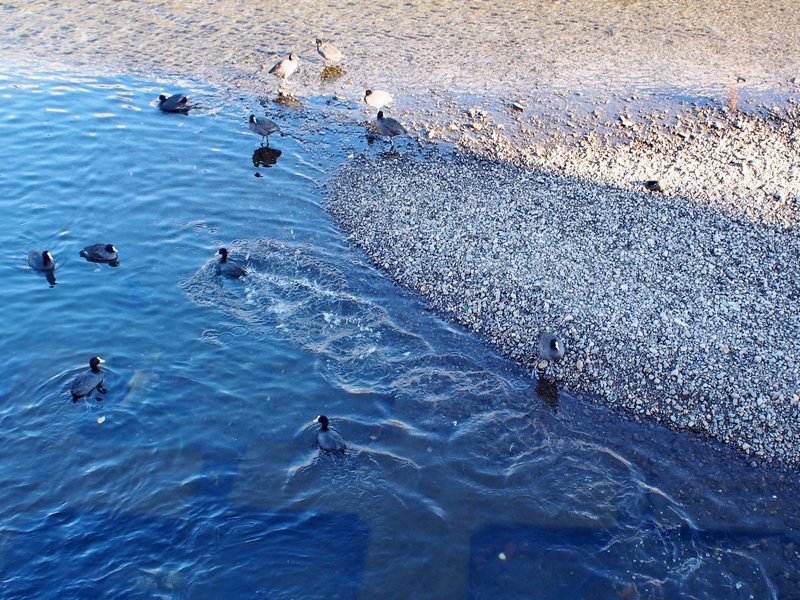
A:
326;106;800;467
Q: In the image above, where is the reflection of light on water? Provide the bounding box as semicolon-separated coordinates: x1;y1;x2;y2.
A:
321;311;340;325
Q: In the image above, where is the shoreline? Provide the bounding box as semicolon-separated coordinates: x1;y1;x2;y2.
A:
325;109;800;467
2;2;799;467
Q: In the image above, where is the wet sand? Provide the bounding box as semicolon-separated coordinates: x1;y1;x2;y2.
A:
3;1;800;466
3;0;800;108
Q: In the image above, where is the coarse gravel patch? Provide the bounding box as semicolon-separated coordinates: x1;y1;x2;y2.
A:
326;152;800;467
415;105;800;229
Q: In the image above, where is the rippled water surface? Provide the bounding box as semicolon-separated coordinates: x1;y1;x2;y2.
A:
1;66;799;599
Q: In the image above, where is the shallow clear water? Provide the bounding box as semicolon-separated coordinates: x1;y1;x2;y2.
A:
1;65;799;599
4;0;800;110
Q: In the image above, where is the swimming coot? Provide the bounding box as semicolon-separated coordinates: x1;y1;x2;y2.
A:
28;250;55;272
158;93;190;113
80;243;118;262
316;415;346;454
216;248;248;279
71;356;107;400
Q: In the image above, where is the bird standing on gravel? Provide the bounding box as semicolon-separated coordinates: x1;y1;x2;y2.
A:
248;115;280;146
376;110;407;147
269;52;299;87
644;180;663;193
364;89;393;110
538;332;566;363
315;39;343;65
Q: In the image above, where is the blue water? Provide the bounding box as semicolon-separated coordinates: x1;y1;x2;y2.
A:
1;65;799;599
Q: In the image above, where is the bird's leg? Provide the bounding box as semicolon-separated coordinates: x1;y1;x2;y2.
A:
98;384;108;395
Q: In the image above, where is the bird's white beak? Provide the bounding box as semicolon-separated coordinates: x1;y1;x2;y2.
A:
98;358;106;364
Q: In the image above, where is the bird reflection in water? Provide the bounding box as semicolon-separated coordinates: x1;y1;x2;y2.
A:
84;259;121;268
535;377;560;413
45;270;57;287
252;146;282;168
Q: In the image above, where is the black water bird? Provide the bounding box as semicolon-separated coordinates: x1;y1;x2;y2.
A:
71;356;107;400
80;243;118;262
158;93;190;113
216;248;248;279
538;332;566;363
28;250;55;272
248;115;280;146
644;180;663;193
316;415;346;454
376;111;407;147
